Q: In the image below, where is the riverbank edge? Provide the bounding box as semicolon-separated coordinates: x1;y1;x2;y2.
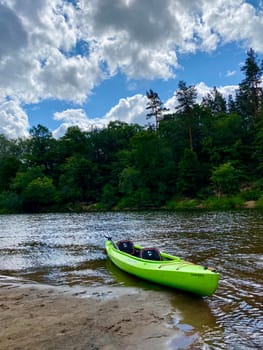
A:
64;197;261;212
0;278;176;350
1;196;262;214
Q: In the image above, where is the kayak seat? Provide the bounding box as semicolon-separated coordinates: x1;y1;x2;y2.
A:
140;248;161;261
133;248;141;257
117;240;135;255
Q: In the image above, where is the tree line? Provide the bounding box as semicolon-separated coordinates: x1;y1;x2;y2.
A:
0;48;263;213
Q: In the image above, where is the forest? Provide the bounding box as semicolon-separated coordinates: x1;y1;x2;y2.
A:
0;49;263;213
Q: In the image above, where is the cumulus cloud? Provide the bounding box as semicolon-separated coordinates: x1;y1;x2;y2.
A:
0;0;263;138
37;50;102;103
165;81;238;111
0;3;28;58
217;84;238;99
0;101;29;139
1;0;261;104
103;94;148;125
53;108;108;138
52;94;149;138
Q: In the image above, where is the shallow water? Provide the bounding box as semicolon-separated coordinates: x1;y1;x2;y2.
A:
0;211;262;349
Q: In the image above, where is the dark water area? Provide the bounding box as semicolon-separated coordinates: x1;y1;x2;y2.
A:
0;211;262;349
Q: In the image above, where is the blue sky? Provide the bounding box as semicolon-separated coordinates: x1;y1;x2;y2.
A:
0;0;263;139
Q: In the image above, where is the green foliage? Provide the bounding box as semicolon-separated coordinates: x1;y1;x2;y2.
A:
255;122;263;173
0;191;22;213
119;167;141;195
254;178;263;191
23;176;57;208
0;49;263;213
166;198;200;210
118;166;153;208
58;156;97;203
201;87;227;114
236;48;263;119
26;124;56;173
128;130;176;205
202;196;244;210
8;166;57;212
211;162;240;196
100;184;119;209
11;166;45;193
0;156;21;192
175;80;198;150
240;189;262;201
256;197;263;209
165;195;245;211
176;148;201;196
117;188;152;209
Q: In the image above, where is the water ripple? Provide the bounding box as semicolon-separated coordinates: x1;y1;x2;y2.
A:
0;211;263;349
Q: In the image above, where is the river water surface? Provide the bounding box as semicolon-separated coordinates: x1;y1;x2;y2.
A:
0;211;262;349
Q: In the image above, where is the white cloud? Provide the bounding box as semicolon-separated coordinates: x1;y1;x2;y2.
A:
0;101;29;139
53;108;108;138
196;82;237;101
2;0;260;104
204;1;263;51
52;94;149;138
0;0;262;138
195;82;214;101
217;84;238;98
0;3;28;59
165;81;238;110
0;0;262;105
226;70;236;77
103;94;148;125
37;50;103;103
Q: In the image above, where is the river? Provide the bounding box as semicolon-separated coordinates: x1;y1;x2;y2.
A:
0;211;262;349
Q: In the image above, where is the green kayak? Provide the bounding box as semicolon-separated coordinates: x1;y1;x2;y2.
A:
105;239;220;296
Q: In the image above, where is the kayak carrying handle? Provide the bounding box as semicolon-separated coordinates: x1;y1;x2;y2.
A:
104;235;112;241
104;235;119;249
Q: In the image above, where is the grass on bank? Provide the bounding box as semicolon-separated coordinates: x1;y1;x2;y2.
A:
166;194;263;210
1;187;263;213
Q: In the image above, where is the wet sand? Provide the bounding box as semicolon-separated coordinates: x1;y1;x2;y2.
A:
0;278;175;350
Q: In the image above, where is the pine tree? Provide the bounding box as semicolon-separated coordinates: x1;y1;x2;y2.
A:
227;94;237;114
146;89;168;129
236;48;263;119
175;81;197;150
202;87;227;115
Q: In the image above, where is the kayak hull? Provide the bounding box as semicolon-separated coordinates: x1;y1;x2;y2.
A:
105;241;220;296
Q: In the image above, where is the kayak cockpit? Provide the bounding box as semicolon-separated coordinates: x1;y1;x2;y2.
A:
116;239;174;261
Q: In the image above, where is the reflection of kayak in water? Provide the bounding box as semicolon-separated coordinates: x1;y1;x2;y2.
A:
105;238;220;297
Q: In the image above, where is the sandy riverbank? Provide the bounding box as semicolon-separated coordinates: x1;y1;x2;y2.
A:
0;278;176;350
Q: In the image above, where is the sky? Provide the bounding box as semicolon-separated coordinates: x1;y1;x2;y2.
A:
0;0;263;139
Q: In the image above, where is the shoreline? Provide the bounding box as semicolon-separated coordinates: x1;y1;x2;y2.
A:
0;198;260;215
0;277;176;350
